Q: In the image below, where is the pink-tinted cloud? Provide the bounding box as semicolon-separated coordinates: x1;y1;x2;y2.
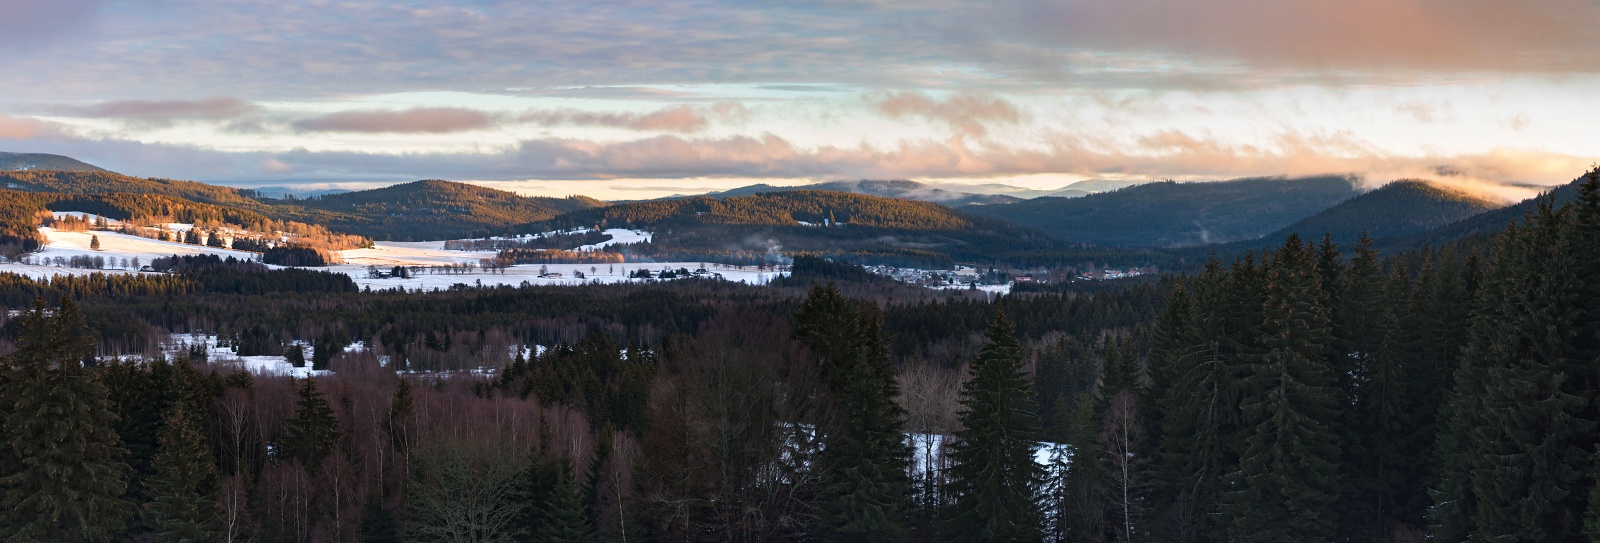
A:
877;91;1021;139
1031;0;1600;72
294;107;495;133
62;97;258;121
0;115;64;140
518;102;747;133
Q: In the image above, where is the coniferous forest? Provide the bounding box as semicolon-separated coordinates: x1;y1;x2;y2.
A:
0;168;1596;542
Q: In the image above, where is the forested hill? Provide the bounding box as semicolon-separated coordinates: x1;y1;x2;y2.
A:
707;179;1022;207
545;190;1006;231
260;180;606;240
961;176;1360;247
1265;180;1503;243
0;170;607;241
0;152;107;173
535;190;1068;267
1383;177;1583;250
0;169;260;206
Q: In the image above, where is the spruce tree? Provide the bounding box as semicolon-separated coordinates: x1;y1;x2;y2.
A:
0;299;132;542
943;310;1045;543
278;377;342;471
1151;259;1242;542
1219;235;1342;543
516;457;595;543
792;284;909;540
142;400;222;541
1430;183;1600;541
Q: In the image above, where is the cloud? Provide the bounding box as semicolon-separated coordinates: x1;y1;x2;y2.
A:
0;115;65;140
517;102;748;133
0;0;106;48
2;0;1596;106
1394;100;1454;124
294;107;496;134
1014;0;1600;73
877;91;1021;138
60;97;258;122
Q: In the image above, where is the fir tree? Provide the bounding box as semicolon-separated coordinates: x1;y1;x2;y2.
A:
90;234;100;250
142;400;222;541
943;310;1045;543
0;299;132;542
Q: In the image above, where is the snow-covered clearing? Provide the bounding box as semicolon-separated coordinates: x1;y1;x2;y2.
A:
0;221;785;289
574;228;651;251
165;333;331;378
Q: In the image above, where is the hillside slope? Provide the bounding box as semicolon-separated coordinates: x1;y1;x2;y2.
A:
536;190;1062;267
964;176;1360;247
1381;178;1583;250
264;180;605;240
0;152;107;173
1267;180;1503;243
0;169;606;241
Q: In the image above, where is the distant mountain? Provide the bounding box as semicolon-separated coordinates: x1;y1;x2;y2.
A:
707;179;1022;207
265;180;607;240
0;152;107;173
1044;179;1141;198
963;176;1361;247
536;190;1062;268
1267;180;1504;243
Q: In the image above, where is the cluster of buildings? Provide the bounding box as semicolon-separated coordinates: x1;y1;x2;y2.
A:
1075;268;1144;281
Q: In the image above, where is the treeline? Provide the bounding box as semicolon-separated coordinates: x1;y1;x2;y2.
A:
445;230;611;252
498;248;625;265
261;246;336;267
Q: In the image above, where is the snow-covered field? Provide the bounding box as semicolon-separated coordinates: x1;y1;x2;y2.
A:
0;218;785;289
166;333;331;378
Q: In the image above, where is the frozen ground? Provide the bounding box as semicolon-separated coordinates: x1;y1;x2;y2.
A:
0;218;785;289
165;333;331;378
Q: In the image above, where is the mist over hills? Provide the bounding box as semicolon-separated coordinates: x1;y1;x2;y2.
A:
962;176;1362;247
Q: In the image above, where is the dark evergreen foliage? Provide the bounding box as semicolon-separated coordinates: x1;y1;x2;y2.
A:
944;311;1045;542
0;299;132;541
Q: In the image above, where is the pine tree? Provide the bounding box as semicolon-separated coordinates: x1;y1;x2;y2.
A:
0;299;132;542
90;234;101;250
1219;235;1342;543
142;400;222;541
943;310;1045;543
279;377;342;472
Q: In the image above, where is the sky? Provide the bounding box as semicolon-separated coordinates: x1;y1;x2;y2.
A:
1;0;1597;200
